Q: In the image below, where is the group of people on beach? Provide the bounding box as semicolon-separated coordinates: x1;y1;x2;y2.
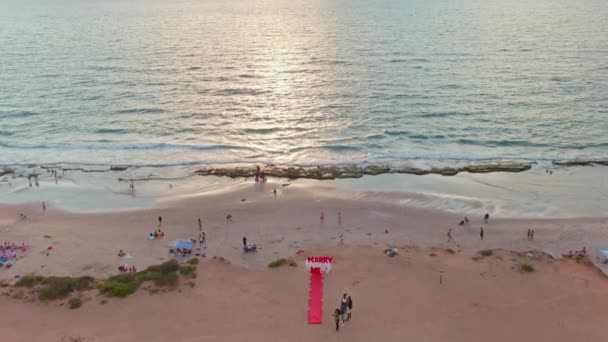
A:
564;247;587;259
198;218;206;247
27;174;39;187
527;229;535;241
255;166;267;183
0;242;28;268
149;216;165;239
118;265;137;273
334;293;353;331
448;214;489;243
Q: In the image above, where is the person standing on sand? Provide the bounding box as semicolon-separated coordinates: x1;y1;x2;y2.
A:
347;295;353;321
334;308;341;331
483;213;489;223
320;211;325;223
226;213;232;223
273;189;277;197
531;229;535;241
527;229;531;241
447;229;454;243
480;227;484;240
340;293;348;322
42;201;46;213
243;236;247;248
158;216;162;228
198;218;202;232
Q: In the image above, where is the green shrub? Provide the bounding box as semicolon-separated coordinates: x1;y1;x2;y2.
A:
520;263;535;272
155;272;179;287
187;258;199;265
479;249;494;257
37;276;94;301
179;264;196;278
268;258;287;268
145;260;179;274
99;259;184;297
98;280;137;298
68;297;82;309
15;275;44;288
143;271;162;282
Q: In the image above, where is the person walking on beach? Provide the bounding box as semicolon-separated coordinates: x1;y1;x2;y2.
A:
527;229;531;241
340;293;348;322
42;201;46;213
480;227;484;240
483;213;489;223
531;229;535;241
320;211;325;223
334;308;341;331
158;216;162;228
347;295;353;321
226;213;233;223
447;229;454;243
198;218;202;232
243;236;247;248
273;189;277;197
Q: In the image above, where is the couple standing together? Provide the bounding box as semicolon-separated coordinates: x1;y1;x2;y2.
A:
335;293;353;331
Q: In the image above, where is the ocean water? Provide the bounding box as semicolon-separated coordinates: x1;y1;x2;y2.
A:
1;0;607;169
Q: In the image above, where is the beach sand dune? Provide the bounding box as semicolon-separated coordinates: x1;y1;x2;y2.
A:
1;246;607;341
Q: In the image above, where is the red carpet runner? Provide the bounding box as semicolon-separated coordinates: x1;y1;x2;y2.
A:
307;267;324;324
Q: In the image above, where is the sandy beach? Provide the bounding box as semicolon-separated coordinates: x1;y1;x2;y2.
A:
1;180;608;340
2;246;608;341
1;180;608;280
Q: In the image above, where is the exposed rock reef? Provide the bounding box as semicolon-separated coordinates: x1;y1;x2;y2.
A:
194;163;533;180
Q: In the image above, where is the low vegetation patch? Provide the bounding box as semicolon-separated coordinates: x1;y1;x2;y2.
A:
68;297;82;309
14;259;197;302
179;264;197;279
520;263;535;272
479;249;494;257
268;258;287;268
99;259;181;298
15;275;45;288
16;275;94;301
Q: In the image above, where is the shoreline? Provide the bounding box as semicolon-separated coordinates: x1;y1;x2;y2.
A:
1;162;608;217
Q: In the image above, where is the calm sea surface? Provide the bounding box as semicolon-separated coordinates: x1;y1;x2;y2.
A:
1;0;607;169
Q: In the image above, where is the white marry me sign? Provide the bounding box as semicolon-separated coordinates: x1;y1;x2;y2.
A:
305;256;333;274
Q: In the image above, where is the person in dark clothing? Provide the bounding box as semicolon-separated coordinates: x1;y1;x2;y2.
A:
158;216;162;227
480;227;485;240
243;236;247;247
347;296;353;321
340;293;348;322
